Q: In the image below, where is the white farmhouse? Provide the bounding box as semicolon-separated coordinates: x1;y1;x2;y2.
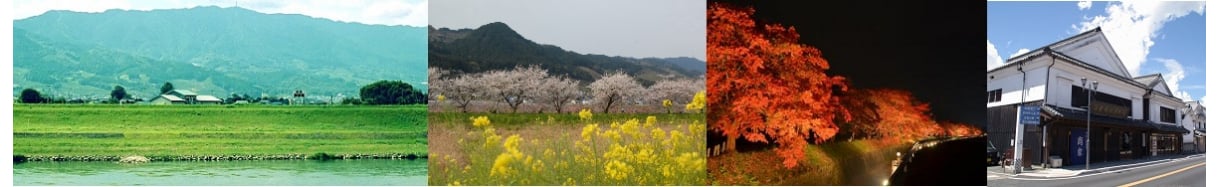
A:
151;89;223;105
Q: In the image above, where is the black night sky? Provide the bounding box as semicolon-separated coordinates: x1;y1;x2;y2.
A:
711;1;987;127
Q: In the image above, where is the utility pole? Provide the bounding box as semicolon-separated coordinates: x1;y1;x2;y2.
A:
1013;77;1028;174
1082;78;1097;170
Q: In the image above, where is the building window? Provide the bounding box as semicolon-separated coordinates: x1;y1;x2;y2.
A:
987;89;1001;103
1072;85;1132;118
1160;107;1176;123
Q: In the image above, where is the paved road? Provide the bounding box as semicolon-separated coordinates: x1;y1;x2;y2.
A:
989;155;1205;187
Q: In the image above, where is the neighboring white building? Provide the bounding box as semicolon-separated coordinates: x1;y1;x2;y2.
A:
986;28;1189;167
151;89;222;105
1182;100;1205;153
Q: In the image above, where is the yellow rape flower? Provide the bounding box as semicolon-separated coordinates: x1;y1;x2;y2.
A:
579;108;593;121
437;95;446;103
651;127;666;140
634;148;655;165
564;177;577;186
544;148;556;159
531;161;545;173
604;160;632;181
661;165;674;177
471;116;491;128
689;121;703;135
644;116;657;129
602;129;622;143
621;119;641;139
677;152;706;171
504;135;522;154
483;128;501;149
686;91;705;112
581;124;599;142
490;153;516;177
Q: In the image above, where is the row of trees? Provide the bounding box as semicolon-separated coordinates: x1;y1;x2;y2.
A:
839;89;982;141
429;66;704;113
17;80;426;105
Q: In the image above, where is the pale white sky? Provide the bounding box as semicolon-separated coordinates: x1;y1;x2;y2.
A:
12;0;428;27
431;0;706;61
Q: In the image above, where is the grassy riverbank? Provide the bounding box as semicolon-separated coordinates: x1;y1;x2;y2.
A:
14;104;427;161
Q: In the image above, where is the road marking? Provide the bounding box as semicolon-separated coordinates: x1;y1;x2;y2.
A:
1006;155;1205;181
1116;161;1205;187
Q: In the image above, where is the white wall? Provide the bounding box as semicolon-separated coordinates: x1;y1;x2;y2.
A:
987;58;1050;107
1051;32;1130;79
987;55;1151;121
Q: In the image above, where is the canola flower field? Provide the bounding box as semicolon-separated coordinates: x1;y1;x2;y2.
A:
429;109;707;185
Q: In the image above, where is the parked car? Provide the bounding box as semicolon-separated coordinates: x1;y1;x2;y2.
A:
987;140;1002;166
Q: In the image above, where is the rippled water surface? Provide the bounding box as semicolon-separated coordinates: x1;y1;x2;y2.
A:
14;159;427;186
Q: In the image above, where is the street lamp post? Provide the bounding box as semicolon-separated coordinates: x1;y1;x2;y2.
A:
1082;78;1098;170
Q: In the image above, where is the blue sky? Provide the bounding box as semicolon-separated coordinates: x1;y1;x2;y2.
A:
988;1;1206;102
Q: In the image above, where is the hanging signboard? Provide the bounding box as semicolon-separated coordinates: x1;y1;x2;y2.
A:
1020;104;1041;125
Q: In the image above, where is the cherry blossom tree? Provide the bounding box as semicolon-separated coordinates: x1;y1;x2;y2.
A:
441;74;484;113
428;67;450;101
479;65;547;113
536;75;582;113
648;78;704;113
589;71;645;113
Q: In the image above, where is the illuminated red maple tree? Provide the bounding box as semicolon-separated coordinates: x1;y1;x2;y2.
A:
707;3;850;169
842;88;983;142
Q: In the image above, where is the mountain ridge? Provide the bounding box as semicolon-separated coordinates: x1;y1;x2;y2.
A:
14;6;428;99
428;22;705;85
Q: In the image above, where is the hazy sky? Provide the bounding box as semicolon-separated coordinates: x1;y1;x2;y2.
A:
12;0;428;26
431;0;706;61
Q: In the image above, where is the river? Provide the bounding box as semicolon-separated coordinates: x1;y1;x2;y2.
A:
14;159;427;186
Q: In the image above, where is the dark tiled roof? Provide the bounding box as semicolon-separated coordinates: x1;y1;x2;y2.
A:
1044;103;1156;131
1156;124;1191;133
1132;74;1160;86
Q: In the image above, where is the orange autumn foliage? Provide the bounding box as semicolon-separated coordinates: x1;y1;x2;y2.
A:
707;3;850;169
842;89;983;142
940;121;984;137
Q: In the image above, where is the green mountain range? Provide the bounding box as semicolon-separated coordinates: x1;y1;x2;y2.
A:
428;22;705;85
13;6;427;99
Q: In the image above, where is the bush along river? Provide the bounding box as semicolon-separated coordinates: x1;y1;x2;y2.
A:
13;156;427;186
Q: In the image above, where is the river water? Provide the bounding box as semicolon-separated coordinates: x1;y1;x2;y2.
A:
14;159;427;186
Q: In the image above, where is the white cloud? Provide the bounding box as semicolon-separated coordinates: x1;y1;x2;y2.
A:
240;0;427;26
1010;48;1031;59
13;0;427;26
1072;1;1205;77
987;40;1006;70
1154;58;1191;100
1078;1;1093;10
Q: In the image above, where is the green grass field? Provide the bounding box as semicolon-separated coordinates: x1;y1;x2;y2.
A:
14;104;427;159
